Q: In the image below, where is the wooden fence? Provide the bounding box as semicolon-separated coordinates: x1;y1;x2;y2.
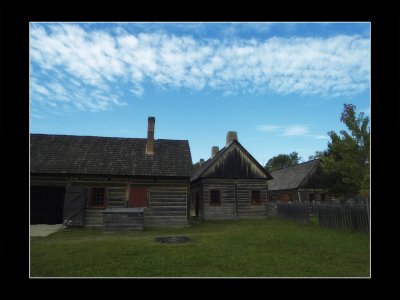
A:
317;204;369;233
277;203;309;224
277;203;370;233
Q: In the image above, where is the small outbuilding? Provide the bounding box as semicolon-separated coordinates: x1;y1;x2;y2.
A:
267;159;333;203
190;132;273;220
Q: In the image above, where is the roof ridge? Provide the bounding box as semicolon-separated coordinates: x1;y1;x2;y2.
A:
270;159;320;172
30;133;188;142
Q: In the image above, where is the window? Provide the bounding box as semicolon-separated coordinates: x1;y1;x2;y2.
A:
268;194;275;203
309;193;314;202
320;193;326;202
282;193;290;203
251;190;262;205
210;190;221;206
90;187;106;207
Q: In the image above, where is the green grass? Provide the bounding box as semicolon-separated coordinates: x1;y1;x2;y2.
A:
30;218;370;277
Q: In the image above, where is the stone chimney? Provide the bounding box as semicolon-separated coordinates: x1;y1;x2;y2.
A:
199;158;205;165
226;131;238;146
211;146;219;158
145;116;155;155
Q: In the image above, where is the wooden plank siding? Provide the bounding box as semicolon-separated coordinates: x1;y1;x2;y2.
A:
203;181;236;220
236;179;267;219
268;189;333;204
31;175;190;228
195;179;268;220
132;179;189;228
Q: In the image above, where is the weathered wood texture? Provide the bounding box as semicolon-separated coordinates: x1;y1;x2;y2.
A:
318;204;369;233
276;203;370;233
103;209;144;231
83;210;104;227
31;175;68;186
203;181;236;220
197;179;268;220
32;175;190;228
202;145;268;179
236;180;267;219
145;186;188;227
63;186;87;227
277;203;310;224
269;189;333;203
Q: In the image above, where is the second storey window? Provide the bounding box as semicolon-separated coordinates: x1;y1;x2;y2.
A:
251;190;262;205
210;190;221;206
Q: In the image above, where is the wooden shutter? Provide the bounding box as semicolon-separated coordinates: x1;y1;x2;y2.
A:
128;188;148;207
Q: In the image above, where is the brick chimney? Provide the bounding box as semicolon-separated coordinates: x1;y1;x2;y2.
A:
145;116;155;155
211;146;219;158
226;131;238;146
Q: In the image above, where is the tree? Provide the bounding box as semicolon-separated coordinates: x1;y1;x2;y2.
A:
308;151;326;160
265;152;301;172
322;104;370;198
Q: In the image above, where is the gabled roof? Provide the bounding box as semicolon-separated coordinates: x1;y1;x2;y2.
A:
190;140;273;182
30;134;192;177
267;159;320;191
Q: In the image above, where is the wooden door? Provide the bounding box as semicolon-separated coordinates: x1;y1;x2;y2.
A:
128;188;148;207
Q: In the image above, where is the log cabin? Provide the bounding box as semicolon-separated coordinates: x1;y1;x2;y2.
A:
267;159;334;203
190;132;273;220
30;117;192;229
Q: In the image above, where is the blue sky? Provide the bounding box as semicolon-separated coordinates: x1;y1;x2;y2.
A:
29;22;370;166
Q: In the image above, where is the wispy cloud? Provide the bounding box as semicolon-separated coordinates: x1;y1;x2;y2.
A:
256;125;282;132
30;23;370;112
283;125;309;136
257;124;328;139
306;134;330;140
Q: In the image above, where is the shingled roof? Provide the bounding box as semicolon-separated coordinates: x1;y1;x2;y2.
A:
267;159;320;191
30;134;192;177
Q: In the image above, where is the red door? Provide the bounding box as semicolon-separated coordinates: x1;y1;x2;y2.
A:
128;188;148;207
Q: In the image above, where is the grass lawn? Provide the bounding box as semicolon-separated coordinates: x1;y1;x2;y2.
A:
30;218;370;277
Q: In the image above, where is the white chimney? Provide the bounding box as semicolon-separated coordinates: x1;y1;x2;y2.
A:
226;131;238;146
211;146;219;158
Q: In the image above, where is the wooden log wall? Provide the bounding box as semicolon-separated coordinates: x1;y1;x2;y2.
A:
298;189;333;203
31;175;190;228
133;179;188;228
69;176;128;209
202;180;236;220
199;179;268;220
268;190;299;203
103;210;144;231
236;179;267;219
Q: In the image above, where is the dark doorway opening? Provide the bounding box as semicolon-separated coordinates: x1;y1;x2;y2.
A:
30;186;66;224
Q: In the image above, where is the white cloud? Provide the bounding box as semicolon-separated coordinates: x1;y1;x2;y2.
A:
258;124;329;139
256;125;282;132
283;125;309;136
30;23;370;112
306;134;330;140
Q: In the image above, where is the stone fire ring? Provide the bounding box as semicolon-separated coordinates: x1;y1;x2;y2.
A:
155;236;190;244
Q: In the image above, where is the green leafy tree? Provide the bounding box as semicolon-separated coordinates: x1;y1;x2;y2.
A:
308;151;326;160
265;152;301;172
322;104;370;198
